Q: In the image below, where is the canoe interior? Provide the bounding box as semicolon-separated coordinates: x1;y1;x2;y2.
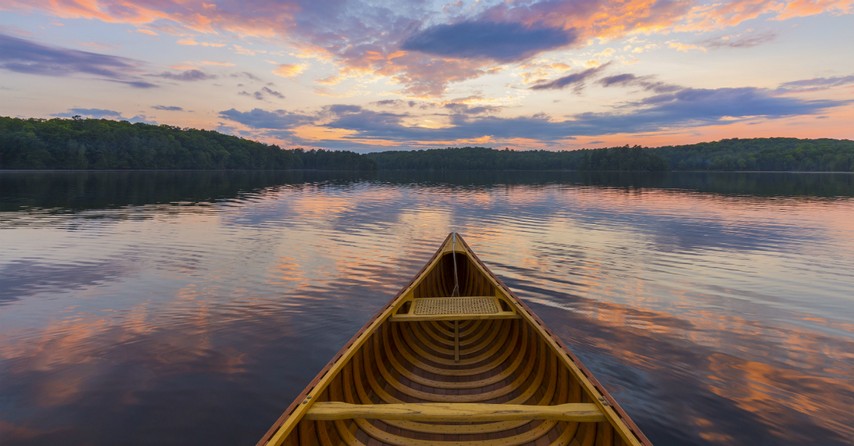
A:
260;234;650;446
411;251;495;298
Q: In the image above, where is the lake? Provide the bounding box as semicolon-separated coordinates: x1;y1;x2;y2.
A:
1;170;852;445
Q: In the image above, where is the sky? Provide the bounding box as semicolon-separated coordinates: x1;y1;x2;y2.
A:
1;0;853;152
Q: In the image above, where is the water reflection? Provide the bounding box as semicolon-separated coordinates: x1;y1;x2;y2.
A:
1;171;852;215
0;171;852;445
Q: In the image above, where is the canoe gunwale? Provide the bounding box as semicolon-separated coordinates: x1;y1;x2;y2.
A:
257;233;652;446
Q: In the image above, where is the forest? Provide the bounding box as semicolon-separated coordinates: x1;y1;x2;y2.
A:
0;117;374;170
652;138;854;171
370;139;854;171
366;146;668;171
1;116;853;171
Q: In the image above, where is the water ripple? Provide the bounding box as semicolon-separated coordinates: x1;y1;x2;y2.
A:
1;171;852;445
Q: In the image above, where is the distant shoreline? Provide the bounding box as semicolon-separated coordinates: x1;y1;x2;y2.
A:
2;117;853;172
2;169;853;175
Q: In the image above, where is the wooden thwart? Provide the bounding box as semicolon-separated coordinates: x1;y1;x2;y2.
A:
305;402;606;423
391;296;520;321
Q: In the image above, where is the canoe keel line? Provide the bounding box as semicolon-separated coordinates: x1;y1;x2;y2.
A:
259;233;652;446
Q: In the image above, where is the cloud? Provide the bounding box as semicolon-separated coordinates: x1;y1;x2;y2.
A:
687;0;773;28
667;41;707;53
6;0;848;97
219;108;312;131
231;71;263;81
384;56;490;96
52;108;152;123
324;106;411;138
273;63;306;78
575;87;849;134
598;73;682;93
639;88;835;117
530;63;611;91
402;21;575;62
0;32;153;87
444;103;500;115
372;99;408;107
0;0;693;95
112;80;158;88
775;0;853;20
240;86;285;101
199;60;235;67
480;0;692;41
152;105;184;111
176;38;226;47
701;31;777;49
777;75;854;92
683;0;851;30
599;73;640;87
321;87;847;142
327;104;363;115
156;69;215;81
215;79;848;147
54;108;123;118
256;86;285;100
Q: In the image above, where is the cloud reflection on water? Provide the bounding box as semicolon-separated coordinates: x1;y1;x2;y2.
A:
0;171;852;445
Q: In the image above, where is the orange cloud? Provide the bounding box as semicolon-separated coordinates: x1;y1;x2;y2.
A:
5;0;852;98
11;0;173;26
4;0;296;35
776;0;853;19
683;0;852;30
273;63;307;78
177;37;225;47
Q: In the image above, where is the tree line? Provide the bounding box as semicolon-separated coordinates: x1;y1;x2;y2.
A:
0;117;374;170
1;116;852;171
368;140;854;171
652;138;854;171
366;146;668;171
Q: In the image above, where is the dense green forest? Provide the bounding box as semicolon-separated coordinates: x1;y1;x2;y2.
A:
652;138;854;171
366;146;668;171
0;116;374;170
370;139;854;171
1;116;852;171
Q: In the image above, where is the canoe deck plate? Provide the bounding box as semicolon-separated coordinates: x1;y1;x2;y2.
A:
413;297;499;315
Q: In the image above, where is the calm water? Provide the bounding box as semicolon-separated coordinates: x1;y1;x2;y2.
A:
1;171;852;445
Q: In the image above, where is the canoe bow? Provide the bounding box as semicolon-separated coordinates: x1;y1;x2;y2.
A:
258;233;652;446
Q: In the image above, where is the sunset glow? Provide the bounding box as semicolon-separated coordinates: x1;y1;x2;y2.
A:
1;0;852;151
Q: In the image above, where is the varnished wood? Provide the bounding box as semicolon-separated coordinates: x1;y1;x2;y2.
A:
453;321;460;363
306;402;606;422
257;233;652;446
389;312;521;321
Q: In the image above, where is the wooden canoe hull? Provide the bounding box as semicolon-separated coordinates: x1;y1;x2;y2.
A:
259;233;651;446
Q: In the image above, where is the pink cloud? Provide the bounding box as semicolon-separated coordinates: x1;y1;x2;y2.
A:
776;0;853;20
684;0;852;29
479;0;693;39
5;0;851;97
3;0;299;35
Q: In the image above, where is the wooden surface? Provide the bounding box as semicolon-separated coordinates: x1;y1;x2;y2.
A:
306;402;606;422
258;233;652;446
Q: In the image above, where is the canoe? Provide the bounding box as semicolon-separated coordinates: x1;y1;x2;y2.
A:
258;233;652;446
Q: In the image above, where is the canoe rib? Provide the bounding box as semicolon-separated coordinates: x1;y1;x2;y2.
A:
258;233;652;446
